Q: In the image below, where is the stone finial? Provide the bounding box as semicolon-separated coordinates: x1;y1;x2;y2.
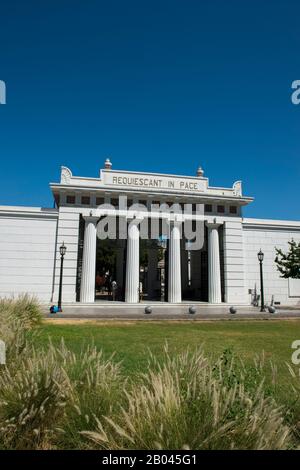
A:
104;158;112;170
196;166;204;177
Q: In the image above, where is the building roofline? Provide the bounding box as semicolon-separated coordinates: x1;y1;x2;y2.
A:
243;217;300;229
0;205;58;218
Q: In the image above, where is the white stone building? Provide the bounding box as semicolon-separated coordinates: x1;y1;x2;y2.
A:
0;161;299;306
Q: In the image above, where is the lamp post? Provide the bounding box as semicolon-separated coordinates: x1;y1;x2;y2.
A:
257;249;265;312
58;242;67;312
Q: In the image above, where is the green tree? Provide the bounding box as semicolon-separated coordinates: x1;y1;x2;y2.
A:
140;240;165;268
96;240;116;275
275;239;300;279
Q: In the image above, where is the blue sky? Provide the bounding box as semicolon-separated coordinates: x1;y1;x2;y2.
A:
0;0;299;219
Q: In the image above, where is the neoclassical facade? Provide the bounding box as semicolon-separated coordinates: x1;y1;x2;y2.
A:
0;161;300;306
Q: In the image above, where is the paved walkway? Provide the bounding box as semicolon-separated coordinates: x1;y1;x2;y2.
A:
44;303;300;321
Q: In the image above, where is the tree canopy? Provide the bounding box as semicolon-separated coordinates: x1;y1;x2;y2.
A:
275;239;300;279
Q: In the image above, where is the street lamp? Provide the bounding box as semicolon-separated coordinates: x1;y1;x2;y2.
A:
257;249;265;312
58;242;67;312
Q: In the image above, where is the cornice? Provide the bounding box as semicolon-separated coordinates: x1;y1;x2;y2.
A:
0;206;58;219
50;183;253;205
243;217;300;231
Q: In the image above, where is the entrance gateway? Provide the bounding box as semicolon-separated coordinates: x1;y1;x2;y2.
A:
51;160;253;304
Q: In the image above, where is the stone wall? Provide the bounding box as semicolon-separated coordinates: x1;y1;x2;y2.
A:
0;206;58;302
243;219;300;306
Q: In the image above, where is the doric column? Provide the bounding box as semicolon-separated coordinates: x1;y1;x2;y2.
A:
125;217;140;303
206;221;222;303
80;215;98;303
168;219;182;303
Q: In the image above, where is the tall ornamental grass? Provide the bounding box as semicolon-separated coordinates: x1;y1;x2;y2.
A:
0;294;42;329
0;340;124;450
83;348;292;450
0;296;296;450
0;346;70;449
0;295;42;368
54;341;124;449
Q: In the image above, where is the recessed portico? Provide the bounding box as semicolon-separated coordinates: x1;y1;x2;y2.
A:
50;160;253;304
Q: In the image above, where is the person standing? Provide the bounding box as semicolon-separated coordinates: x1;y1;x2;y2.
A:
111;280;118;301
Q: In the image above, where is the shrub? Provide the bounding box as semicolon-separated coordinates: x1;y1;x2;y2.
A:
83;347;292;450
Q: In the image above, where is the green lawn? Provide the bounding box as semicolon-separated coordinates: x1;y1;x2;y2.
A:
35;319;300;396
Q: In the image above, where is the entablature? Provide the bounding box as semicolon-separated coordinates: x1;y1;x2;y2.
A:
50;164;253;210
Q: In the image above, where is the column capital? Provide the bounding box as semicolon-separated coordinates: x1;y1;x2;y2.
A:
82;213;99;223
206;218;223;229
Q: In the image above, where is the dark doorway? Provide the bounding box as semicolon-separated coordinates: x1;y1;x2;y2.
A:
95;238;126;301
95;238;116;300
139;238;166;301
181;224;208;301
